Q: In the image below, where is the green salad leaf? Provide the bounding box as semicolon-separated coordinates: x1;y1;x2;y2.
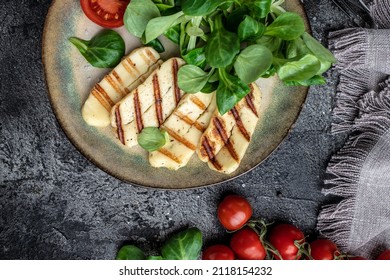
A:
116;245;146;260
217;68;250;115
181;0;229;16
145;11;185;43
234;44;273;84
238;15;266;42
265;12;305;40
69;30;125;68
178;65;212;93
113;0;337;115
116;227;203;260
137;127;169;152
124;0;160;38
205;14;240;68
161;228;203;260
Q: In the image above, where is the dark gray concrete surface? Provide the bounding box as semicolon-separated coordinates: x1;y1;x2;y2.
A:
1;0;349;259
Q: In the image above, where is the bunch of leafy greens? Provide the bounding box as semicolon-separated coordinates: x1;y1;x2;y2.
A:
124;0;336;115
116;227;203;260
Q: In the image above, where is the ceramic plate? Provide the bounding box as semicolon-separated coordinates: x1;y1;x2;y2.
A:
43;0;309;189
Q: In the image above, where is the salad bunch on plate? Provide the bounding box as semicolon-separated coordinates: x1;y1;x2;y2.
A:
72;0;336;115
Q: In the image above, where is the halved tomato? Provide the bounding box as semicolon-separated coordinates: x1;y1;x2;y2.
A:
80;0;130;28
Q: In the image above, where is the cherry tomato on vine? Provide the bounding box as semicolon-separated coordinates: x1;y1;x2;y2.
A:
202;245;235;260
376;249;390;260
217;195;253;231
268;223;305;260
230;227;266;260
310;239;341;260
80;0;130;28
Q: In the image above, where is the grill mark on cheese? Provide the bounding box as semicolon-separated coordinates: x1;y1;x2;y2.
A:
231;107;251;142
213;117;239;162
162;126;196;150
139;51;154;67
111;70;123;85
201;137;222;170
115;106;125;145
91;89;111;112
213;117;229;143
245;85;258;117
123;57;141;78
145;48;158;64
105;74;125;97
153;74;164;126
190;96;207;110
92;84;115;111
157;148;182;164
174;111;205;132
172;59;181;105
133;89;144;133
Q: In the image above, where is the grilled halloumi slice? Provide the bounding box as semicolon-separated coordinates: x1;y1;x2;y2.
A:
81;47;162;127
111;58;186;147
149;92;216;170
197;84;261;174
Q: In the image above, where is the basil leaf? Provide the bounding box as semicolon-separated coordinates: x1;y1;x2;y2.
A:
286;37;310;59
217;69;250;115
164;25;181;45
182;47;207;68
178;65;211;93
205;15;240;68
124;0;160;38
145;11;185;43
278;54;321;82
181;0;228;16
234;44;273;83
208;70;220;83
250;0;273;19
226;6;250;32
238;16;266;42
256;35;282;53
161;228;203;260
138;127;169;152
301;32;337;63
261;64;277;78
265;12;305;40
284;75;326;86
317;60;332;75
145;38;165;53
201;82;219;93
116;245;146;260
69;30;125;68
153;0;175;12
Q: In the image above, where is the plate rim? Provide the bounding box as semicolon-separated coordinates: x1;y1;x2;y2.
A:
42;0;310;190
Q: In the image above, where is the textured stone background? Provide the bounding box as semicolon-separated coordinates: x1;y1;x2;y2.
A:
1;0;349;259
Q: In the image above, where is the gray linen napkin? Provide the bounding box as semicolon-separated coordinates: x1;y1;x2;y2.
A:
316;0;390;259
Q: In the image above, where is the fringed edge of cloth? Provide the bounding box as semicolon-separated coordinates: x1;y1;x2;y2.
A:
317;77;390;252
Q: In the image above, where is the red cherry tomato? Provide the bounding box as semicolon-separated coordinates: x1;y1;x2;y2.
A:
80;0;130;28
217;195;252;231
268;224;305;260
230;227;266;260
202;245;235;260
376;249;390;260
310;239;341;260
